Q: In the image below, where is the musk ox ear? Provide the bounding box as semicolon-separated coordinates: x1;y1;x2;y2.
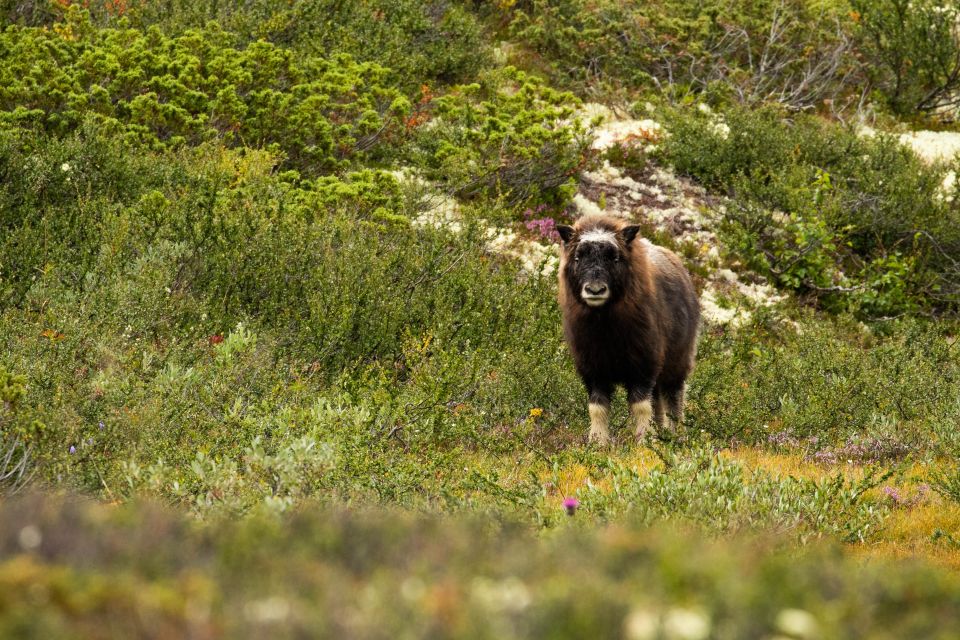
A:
557;225;576;244
620;225;641;246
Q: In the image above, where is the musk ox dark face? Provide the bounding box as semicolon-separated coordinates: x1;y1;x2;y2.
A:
558;224;641;308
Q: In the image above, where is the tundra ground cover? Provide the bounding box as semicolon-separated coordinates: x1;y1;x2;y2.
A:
3;2;960;637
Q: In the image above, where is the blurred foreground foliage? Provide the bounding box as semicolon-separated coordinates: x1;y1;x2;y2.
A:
1;494;960;639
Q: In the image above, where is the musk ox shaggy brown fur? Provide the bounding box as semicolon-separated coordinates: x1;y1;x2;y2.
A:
557;214;700;444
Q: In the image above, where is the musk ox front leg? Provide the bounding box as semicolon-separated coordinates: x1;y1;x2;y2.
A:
586;383;613;445
627;385;655;440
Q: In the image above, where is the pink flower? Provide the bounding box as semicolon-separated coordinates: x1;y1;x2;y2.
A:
881;486;903;504
562;497;580;515
525;217;561;242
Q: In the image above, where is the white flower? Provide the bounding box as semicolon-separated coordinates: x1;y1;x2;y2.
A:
624;608;659;640
775;608;819;639
18;525;42;550
60;162;71;172
663;607;710;640
244;596;291;623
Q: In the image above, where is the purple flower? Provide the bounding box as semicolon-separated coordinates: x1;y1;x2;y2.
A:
881;486;902;504
525;217;561;242
767;430;798;448
69;445;76;455
98;421;105;431
812;450;837;465
562;497;580;516
521;204;549;220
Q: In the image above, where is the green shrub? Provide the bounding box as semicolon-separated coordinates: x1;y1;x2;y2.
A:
582;445;890;542
688;312;960;449
852;0;960;117
659;104;960;314
409;67;591;206
12;0;491;90
0;366;44;493
508;0;859;108
0;8;410;174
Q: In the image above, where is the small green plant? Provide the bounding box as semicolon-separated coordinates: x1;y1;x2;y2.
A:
0;366;43;494
852;0;960;117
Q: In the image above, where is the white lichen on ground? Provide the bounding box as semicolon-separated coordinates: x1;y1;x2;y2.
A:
859;126;960;200
861;125;960;164
484;227;559;278
389;169;464;233
392;169;559;278
580;103;663;153
896;129;960;164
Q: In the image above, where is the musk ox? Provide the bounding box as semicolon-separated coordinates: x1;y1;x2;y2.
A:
557;214;700;444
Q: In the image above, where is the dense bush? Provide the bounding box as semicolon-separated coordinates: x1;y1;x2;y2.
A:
659;104;960;314
0;9;410;174
0;11;589;207
409;67;592;206
505;0;960;121
689;311;960;449
851;0;960;117
1;0;490;90
507;0;859;109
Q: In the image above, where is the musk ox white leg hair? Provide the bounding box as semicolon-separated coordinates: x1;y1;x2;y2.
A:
557;214;700;444
629;398;654;438
588;402;611;445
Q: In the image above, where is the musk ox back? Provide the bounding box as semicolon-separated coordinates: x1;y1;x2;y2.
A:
557;214;699;444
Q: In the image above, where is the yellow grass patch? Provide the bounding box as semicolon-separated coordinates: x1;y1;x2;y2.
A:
856;501;960;570
724;448;858;480
469;445;960;570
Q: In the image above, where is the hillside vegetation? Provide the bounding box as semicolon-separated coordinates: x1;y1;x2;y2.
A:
2;1;960;637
